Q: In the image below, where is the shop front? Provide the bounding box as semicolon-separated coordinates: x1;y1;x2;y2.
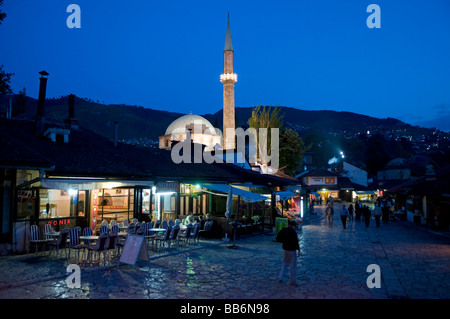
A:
15;178;153;236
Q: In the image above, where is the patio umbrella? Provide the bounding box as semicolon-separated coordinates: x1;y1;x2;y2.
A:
223;186;233;241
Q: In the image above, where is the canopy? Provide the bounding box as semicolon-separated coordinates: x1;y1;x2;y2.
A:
200;183;267;203
40;178;153;190
275;191;295;200
311;191;321;197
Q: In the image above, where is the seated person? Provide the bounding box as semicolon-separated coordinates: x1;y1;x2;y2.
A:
185;212;195;225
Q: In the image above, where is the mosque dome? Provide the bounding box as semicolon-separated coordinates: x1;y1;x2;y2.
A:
165;114;219;136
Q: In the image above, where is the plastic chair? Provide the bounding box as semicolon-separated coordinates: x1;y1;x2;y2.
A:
199;220;213;239
86;234;108;265
69;228;85;261
28;225;47;255
103;233;118;265
155;226;171;252
191;223;201;245
168;220;175;228
179;224;193;247
43;224;54;241
162;220;169;230
111;225;120;234
100;225;109;235
48;230;69;258
168;225;180;250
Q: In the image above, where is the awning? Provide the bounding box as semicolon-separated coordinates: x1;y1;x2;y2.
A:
311;191;321;197
40;178;154;190
199;183;267;203
355;190;376;195
275;191;295;200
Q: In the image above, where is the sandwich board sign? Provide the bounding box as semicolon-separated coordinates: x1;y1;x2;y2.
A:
118;235;150;268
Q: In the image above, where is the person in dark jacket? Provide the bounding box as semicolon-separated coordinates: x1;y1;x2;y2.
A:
276;220;301;286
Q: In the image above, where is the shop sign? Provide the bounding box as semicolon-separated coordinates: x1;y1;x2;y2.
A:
156;182;179;193
91;189;98;232
47;219;71;226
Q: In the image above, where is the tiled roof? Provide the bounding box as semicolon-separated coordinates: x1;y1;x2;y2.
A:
0;118;296;186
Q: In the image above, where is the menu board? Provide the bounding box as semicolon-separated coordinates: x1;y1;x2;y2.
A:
119;235;149;268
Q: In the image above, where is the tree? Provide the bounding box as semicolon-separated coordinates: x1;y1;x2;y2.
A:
0;2;13;95
279;128;308;176
0;0;6;24
247;105;284;161
0;65;13;95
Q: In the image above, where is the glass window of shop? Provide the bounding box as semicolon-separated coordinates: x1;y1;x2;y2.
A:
16;188;38;220
92;188;134;229
38;189;84;219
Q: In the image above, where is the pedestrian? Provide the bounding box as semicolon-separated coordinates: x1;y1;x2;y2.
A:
276;220;301;286
374;203;382;227
325;203;334;228
355;201;361;221
340;204;349;229
363;205;371;228
382;204;389;224
348;204;354;221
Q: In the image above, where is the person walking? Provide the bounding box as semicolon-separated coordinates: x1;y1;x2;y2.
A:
382;204;389;224
325;203;334;228
374;203;382;227
340;204;349;229
355;201;361;221
276;220;301;286
363;205;371;228
348;204;354;221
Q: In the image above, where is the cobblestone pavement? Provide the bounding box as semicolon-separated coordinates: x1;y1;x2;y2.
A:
1;204;450;300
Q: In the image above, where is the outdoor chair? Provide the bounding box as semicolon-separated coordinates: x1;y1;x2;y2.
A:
111;224;120;234
103;233;118;266
48;229;69;258
43;224;54;241
199;220;213;239
100;225;109;235
162;220;168;229
82;227;93;246
123;219;129;227
28;225;47;255
155;226;171;252
69;228;85;261
85;234;108;266
190;223;201;245
178;224;193;247
168;225;180;250
168;220;175;227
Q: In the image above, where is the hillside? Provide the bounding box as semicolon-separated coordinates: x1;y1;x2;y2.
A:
0;94;435;141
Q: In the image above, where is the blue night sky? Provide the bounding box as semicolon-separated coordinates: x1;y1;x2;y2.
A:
1;0;450;131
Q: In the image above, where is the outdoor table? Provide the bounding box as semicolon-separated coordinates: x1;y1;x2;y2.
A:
79;235;99;241
149;228;166;232
117;231;128;237
45;232;60;238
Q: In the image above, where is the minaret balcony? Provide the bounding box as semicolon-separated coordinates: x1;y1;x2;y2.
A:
220;73;238;83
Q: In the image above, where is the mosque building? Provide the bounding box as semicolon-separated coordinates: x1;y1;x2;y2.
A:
159;14;237;152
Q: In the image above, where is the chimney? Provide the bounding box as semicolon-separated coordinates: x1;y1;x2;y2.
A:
64;94;79;129
114;120;119;147
36;70;49;135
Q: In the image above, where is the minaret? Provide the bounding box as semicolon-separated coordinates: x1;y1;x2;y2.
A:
220;13;237;150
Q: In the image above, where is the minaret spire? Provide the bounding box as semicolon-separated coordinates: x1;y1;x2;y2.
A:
220;13;237;150
225;12;233;51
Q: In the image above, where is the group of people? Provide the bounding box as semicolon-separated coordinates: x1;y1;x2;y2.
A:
325;201;389;229
275;199;394;287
